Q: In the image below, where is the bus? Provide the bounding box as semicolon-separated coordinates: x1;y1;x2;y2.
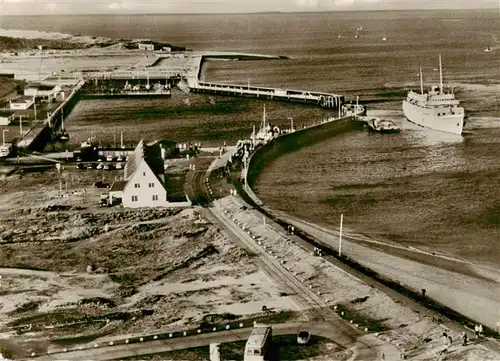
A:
244;324;273;361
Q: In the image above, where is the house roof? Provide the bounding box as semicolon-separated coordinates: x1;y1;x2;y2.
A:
0;110;15;117
11;96;34;103
124;140;165;183
26;83;57;91
110;181;127;192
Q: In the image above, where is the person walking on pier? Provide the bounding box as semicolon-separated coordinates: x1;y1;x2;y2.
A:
474;325;479;340
461;332;468;346
478;324;483;338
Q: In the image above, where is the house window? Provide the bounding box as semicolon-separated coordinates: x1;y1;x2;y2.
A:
132;195;138;202
149;183;155;188
134;183;140;188
152;195;158;201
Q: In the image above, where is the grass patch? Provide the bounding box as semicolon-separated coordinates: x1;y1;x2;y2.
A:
8;300;42;315
332;304;389;333
198;310;298;330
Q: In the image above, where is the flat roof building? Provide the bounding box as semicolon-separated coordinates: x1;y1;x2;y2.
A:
0;110;16;125
10;96;35;110
138;43;155;51
24;83;62;102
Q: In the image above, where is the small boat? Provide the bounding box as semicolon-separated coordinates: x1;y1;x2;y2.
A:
59;132;69;141
361;116;400;134
81;135;96;149
484;46;491;52
59;110;69;141
382;33;387;41
342;102;366;116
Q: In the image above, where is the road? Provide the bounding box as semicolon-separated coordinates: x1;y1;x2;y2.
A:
205;201;401;360
28;323;329;361
274;212;500;353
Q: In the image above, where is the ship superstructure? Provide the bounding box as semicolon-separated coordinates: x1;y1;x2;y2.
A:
402;55;464;135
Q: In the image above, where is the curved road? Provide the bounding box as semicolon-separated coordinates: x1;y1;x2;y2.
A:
29;322;379;361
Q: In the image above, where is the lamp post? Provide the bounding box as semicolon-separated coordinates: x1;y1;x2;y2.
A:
339;214;343;257
2;129;8;145
55;163;62;195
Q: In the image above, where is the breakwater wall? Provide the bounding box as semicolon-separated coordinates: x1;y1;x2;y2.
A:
246;117;362;197
238;119;495;336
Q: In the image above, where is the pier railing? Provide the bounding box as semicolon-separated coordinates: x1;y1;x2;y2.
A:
186;56;344;109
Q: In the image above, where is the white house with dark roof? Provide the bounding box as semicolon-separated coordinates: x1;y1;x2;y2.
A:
113;140;191;208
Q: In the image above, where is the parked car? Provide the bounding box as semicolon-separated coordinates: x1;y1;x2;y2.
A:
116;155;124;162
98;155;106;162
103;164;110;171
297;331;311;345
116;162;123;170
96;163;104;170
76;163;84;170
94;181;110;188
106;155;114;162
76;157;83;162
86;163;94;170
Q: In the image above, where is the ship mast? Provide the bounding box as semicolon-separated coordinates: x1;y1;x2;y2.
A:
439;54;443;95
262;104;266;132
419;67;423;95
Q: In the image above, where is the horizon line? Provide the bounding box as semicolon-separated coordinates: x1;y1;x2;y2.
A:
2;8;498;17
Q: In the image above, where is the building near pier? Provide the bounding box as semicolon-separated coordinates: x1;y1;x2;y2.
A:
109;140;191;208
9;96;35;110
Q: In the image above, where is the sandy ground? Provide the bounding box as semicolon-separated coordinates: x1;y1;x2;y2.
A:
0;162;301;359
216;195;500;360
0;28;167;81
0;29;111;45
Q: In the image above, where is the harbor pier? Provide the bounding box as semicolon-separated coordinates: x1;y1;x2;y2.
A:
186;55;344;109
16;79;85;152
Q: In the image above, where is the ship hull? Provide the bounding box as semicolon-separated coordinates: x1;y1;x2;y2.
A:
403;100;463;135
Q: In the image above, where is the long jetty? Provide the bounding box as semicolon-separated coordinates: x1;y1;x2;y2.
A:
186;55;344;109
17;79;85;150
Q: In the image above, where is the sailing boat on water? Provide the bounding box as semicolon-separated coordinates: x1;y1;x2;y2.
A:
382;32;387;41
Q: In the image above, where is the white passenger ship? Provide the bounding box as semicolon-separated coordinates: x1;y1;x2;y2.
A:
402;55;465;135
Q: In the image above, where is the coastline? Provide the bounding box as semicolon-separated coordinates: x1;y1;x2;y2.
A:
239;113;500;332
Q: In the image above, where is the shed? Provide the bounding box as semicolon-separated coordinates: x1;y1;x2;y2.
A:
0;110;16;125
10;96;35;110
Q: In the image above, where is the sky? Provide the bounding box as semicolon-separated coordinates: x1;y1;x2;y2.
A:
1;0;498;15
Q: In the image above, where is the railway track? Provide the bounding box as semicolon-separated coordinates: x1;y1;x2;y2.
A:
206;204;361;342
